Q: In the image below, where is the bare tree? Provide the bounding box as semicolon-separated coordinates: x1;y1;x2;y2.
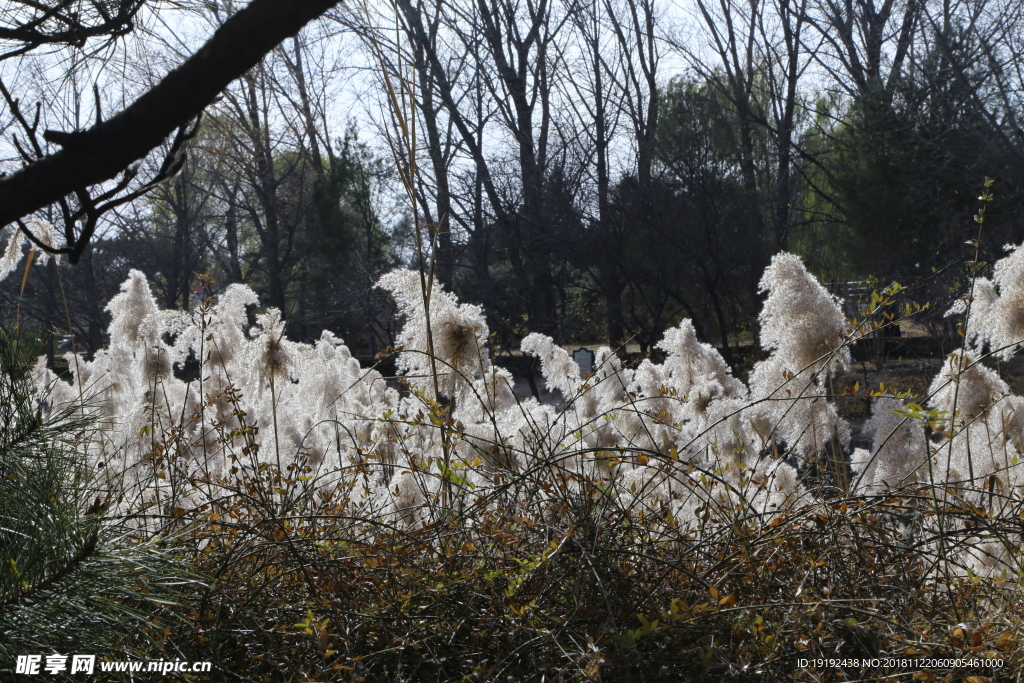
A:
387;0;579;337
561;0;625;346
800;0;922;99
604;0;661;187
678;0;816;251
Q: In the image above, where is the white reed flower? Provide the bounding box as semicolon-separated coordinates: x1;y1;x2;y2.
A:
928;348;1008;424
520;333;580;398
378;269;490;399
753;252;851;389
851;396;926;493
950;244;1024;360
106;270;162;347
0;218;60;282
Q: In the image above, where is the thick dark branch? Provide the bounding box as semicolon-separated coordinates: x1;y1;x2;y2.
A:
0;0;339;232
0;15;132;47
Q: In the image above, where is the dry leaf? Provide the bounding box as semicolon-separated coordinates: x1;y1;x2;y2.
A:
996;631;1017;651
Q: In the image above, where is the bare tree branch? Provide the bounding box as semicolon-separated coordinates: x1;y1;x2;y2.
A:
0;0;339;257
0;0;145;59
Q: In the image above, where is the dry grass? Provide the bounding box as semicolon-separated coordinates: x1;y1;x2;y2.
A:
132;403;1024;682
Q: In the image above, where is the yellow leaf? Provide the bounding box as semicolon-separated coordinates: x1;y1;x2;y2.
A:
709;585;719;600
670;599;689;617
996;631;1017;651
19;249;35;297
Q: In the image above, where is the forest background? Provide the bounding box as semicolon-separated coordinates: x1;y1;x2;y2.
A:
3;0;1021;363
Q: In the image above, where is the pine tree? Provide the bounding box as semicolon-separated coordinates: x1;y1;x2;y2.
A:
0;328;189;672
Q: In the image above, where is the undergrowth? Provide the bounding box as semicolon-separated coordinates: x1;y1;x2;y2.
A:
158;458;1024;681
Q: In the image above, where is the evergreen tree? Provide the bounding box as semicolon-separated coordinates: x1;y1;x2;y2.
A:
0;330;188;671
